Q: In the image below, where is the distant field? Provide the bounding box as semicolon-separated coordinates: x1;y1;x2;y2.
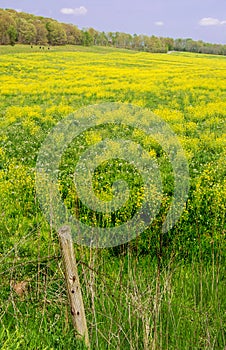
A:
0;45;225;349
0;44;138;55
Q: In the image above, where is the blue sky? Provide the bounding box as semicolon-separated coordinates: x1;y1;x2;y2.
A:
0;0;226;44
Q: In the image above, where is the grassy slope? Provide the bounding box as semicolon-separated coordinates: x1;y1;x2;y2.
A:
0;44;138;55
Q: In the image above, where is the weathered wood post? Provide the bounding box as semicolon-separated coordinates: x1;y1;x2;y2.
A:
58;226;90;349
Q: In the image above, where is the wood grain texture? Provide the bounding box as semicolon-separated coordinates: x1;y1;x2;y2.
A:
58;226;90;348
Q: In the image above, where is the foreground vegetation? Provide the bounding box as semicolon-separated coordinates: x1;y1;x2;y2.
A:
0;45;225;349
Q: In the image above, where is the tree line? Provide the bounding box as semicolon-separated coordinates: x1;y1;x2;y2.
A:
0;8;226;55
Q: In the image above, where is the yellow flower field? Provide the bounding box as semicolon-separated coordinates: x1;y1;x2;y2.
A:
0;45;225;350
0;46;225;249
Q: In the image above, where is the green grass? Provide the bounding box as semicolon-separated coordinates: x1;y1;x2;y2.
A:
0;44;138;55
0;246;225;349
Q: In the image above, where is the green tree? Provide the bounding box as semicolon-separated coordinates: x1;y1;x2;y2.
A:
62;23;82;45
96;31;108;46
7;24;17;45
17;18;37;44
0;9;17;45
46;20;67;45
144;35;167;53
81;30;93;46
87;27;99;45
107;32;116;46
33;20;48;45
163;37;174;51
174;38;187;52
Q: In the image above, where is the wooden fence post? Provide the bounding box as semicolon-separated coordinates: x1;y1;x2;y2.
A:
58;226;90;349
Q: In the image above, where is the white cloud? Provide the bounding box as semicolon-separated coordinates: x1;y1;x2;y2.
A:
199;17;226;26
60;7;88;16
155;21;164;26
15;9;22;13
